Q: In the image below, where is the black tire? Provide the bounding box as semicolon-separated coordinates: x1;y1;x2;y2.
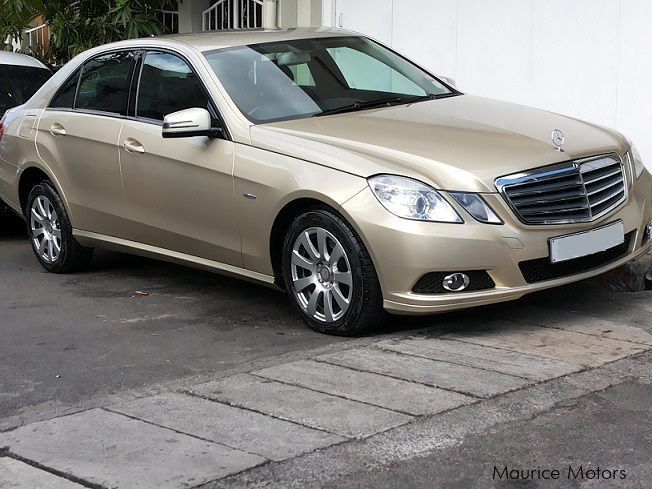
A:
282;207;385;336
26;181;93;273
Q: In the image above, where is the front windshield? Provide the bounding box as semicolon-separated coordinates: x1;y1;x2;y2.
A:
203;36;455;124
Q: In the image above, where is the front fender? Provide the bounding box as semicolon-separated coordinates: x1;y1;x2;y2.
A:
233;144;367;275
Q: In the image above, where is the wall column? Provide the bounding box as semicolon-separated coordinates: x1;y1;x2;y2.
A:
278;0;323;27
177;0;212;34
321;0;336;27
263;0;279;29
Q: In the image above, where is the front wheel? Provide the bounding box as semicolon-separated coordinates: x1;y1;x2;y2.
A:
26;181;93;273
282;208;385;336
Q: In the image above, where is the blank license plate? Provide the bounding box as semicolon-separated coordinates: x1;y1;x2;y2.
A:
549;221;625;263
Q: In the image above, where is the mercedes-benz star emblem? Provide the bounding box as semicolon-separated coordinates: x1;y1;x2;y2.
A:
551;129;565;152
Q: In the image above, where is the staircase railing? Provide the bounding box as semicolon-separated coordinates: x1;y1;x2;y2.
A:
23;23;50;56
202;0;264;31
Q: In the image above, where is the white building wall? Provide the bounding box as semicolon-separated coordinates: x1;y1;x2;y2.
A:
330;0;652;169
273;0;323;28
178;0;211;33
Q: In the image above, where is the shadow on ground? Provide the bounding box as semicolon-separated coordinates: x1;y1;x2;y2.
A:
0;212;26;238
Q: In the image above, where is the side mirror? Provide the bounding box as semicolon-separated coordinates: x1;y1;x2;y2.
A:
162;108;222;138
437;75;457;88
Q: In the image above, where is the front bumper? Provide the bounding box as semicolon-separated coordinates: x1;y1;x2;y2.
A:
341;171;652;315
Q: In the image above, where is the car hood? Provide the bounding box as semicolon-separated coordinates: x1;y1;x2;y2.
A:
250;95;628;193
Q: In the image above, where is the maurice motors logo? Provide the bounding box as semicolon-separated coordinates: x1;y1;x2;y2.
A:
493;465;627;481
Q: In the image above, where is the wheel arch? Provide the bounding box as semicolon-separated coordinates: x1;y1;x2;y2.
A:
269;197;331;287
18;165;69;217
269;194;386;335
268;195;379;291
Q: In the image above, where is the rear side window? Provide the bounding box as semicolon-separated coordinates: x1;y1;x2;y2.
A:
0;65;51;114
136;52;210;121
49;69;80;109
75;51;137;115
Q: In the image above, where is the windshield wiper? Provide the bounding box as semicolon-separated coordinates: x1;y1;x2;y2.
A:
314;93;460;117
403;92;460;104
314;97;403;117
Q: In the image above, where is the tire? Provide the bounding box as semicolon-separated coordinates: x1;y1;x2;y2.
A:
282;207;385;336
26;181;93;273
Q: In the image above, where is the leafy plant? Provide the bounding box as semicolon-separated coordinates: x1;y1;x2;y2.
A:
0;0;39;50
2;0;178;64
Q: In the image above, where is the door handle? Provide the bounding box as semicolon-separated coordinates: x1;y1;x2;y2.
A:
123;138;145;154
50;123;66;136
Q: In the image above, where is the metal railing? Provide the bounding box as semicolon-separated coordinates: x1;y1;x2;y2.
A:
23;23;50;56
156;9;180;34
202;0;264;31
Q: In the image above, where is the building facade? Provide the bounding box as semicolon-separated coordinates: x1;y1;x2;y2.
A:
174;0;328;33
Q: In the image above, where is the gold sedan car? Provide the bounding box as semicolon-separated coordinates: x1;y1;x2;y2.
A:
1;28;650;335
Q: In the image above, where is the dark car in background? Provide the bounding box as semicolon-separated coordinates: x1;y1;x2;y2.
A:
1;52;51;219
0;52;51;116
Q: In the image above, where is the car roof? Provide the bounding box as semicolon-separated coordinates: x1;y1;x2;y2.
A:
162;27;357;52
0;51;49;69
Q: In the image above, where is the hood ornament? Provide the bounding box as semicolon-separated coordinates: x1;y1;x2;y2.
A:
551;129;565;152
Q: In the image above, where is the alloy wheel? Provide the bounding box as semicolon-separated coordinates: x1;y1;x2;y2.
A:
30;195;62;263
290;227;353;323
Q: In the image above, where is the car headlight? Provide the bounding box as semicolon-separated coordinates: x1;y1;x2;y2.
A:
450;192;503;224
368;175;463;223
629;143;646;180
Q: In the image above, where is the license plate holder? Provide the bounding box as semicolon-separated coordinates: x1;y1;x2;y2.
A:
549;221;625;264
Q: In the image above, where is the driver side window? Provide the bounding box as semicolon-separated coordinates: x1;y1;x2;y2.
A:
136;52;210;122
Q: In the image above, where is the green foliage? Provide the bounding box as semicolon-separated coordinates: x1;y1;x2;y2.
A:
2;0;177;63
0;0;38;49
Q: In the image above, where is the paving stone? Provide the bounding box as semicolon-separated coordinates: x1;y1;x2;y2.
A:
110;392;344;461
441;321;649;367
0;409;264;489
190;374;411;439
496;306;652;346
254;360;475;416
376;337;583;381
0;458;85;489
316;348;529;398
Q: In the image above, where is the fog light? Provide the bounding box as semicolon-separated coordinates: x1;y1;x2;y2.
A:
442;273;470;292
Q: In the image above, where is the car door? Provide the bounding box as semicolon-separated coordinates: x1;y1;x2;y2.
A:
36;50;137;236
118;50;241;266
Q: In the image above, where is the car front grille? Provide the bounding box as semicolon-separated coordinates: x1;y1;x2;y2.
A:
519;231;633;284
496;154;627;224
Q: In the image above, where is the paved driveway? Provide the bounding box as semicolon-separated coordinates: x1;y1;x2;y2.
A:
0;217;349;424
1;215;651;488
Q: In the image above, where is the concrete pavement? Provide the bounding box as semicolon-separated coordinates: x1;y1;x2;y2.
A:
1;215;651;488
2;290;652;487
0;217;350;427
320;361;652;489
